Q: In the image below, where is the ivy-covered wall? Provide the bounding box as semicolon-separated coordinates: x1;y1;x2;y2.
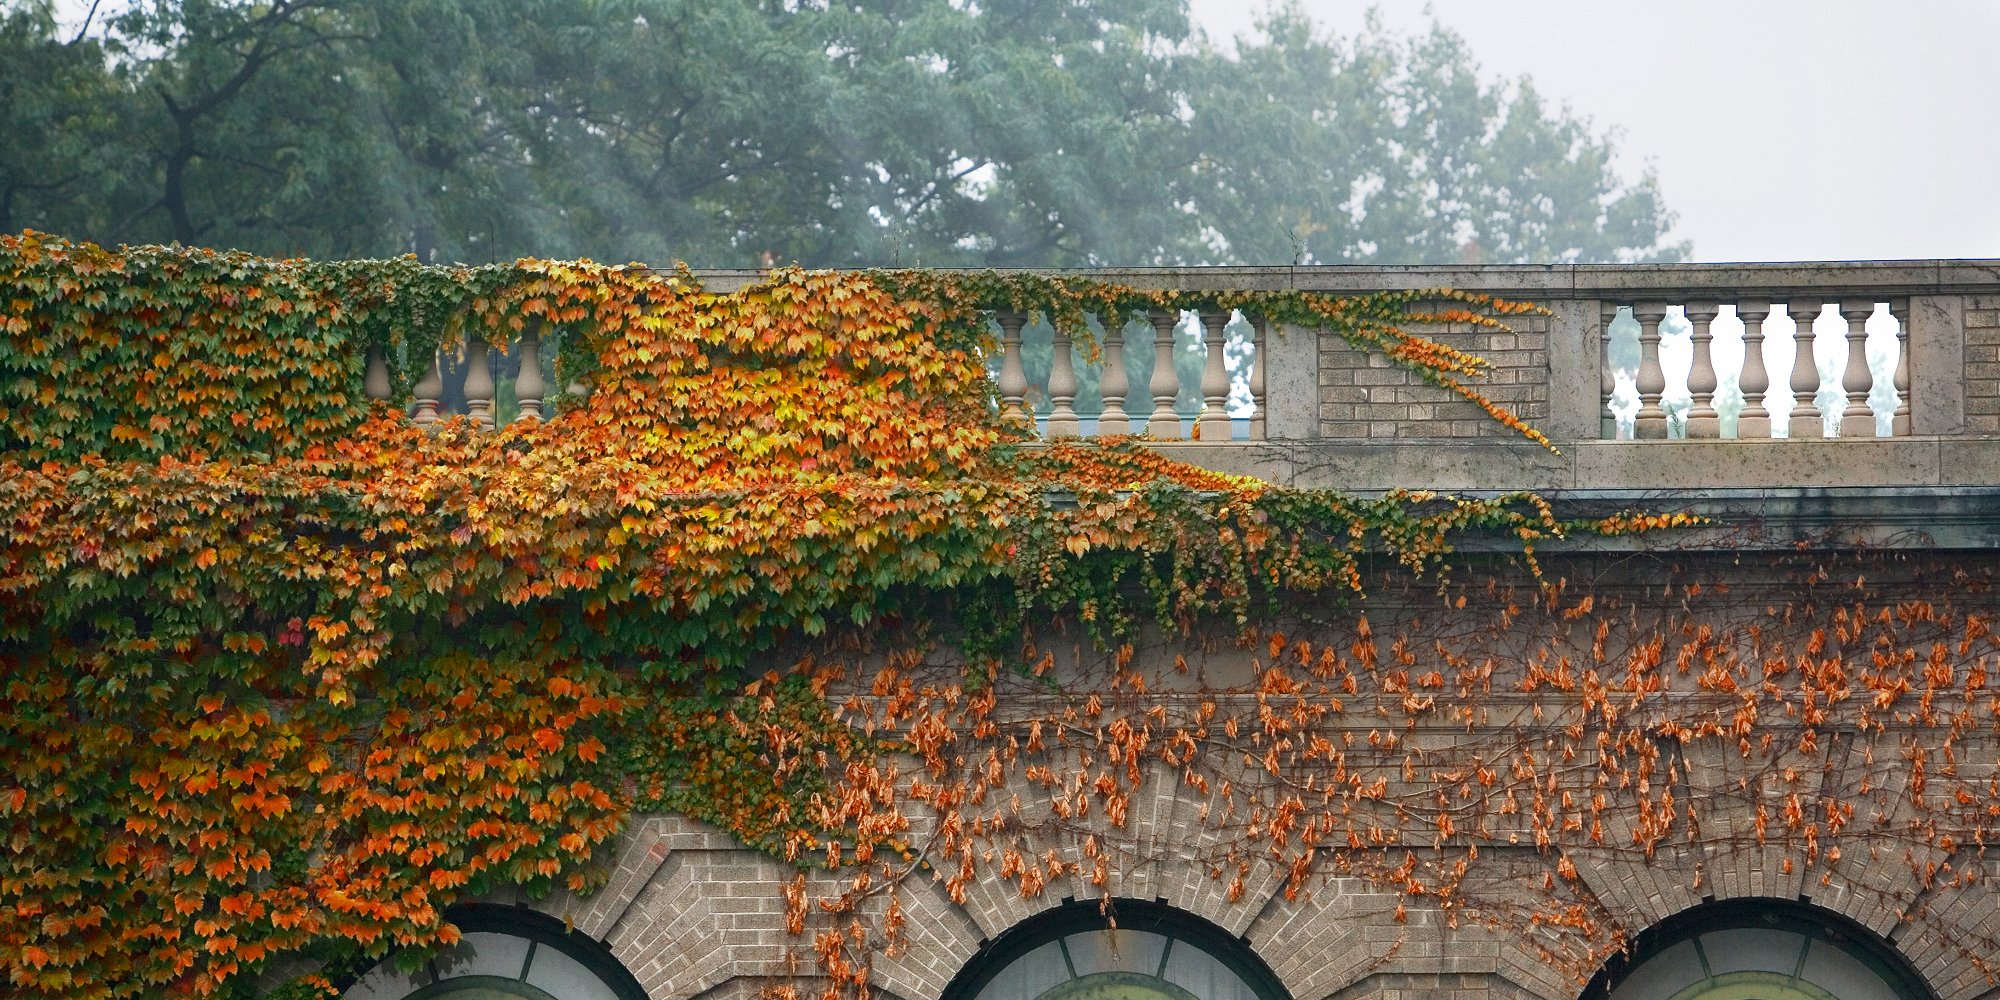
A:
2;232;1673;999
15;233;1991;1000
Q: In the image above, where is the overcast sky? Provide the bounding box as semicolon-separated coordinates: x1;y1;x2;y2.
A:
1187;0;2000;263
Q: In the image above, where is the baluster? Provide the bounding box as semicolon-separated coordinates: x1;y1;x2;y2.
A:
364;343;392;403
1786;300;1824;439
1248;313;1268;440
412;352;444;426
1046;325;1080;437
1634;304;1668;439
1684;304;1721;438
1147;309;1183;439
1890;298;1911;436
1098;320;1129;436
1197;311;1232;442
1735;302;1773;439
1837;300;1876;437
464;337;496;430
1683;305;1722;438
1602;304;1622;439
996;312;1029;425
514;327;545;423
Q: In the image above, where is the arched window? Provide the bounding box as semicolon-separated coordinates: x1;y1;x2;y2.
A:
942;899;1291;1000
1584;899;1934;1000
341;905;647;1000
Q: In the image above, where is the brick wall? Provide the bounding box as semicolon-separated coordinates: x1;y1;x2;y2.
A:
418;553;2000;1000
550;758;1998;1000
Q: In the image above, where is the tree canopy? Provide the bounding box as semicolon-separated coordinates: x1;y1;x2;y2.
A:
2;0;1686;266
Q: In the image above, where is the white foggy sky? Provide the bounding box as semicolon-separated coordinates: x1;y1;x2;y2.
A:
1187;0;2000;262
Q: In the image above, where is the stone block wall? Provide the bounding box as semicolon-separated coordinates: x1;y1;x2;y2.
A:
1316;309;1552;440
1963;295;2000;434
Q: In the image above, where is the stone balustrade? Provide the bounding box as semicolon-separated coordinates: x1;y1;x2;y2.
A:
360;324;551;431
989;306;1266;441
381;261;2000;496
330;258;2000;1000
1599;298;1908;440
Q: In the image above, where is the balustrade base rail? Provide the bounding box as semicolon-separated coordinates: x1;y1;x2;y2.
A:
1143;437;2000;495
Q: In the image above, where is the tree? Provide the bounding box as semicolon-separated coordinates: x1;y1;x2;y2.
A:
1187;7;1685;264
2;0;1686;265
0;2;126;237
97;1;374;250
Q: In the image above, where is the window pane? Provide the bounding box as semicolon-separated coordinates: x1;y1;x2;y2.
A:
976;940;1071;1000
1066;931;1169;978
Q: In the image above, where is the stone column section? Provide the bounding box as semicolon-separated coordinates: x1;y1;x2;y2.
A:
1838;300;1877;437
1147;309;1184;439
1546;299;1602;443
995;312;1029;426
514;327;545;423
1097;321;1130;436
412;353;444;426
1786;299;1825;439
1736;302;1773;439
1685;303;1722;438
1045;325;1081;437
464;338;496;430
1633;304;1669;439
1890;298;1911;435
1908;294;1966;436
363;343;392;403
1262;316;1318;441
1196;310;1233;442
1248;314;1268;440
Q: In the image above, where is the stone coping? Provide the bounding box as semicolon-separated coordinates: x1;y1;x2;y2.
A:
693;260;2000;298
1100;442;2000;550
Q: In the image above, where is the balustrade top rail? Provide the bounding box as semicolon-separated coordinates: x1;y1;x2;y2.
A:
698;260;2000;296
391;261;2000;497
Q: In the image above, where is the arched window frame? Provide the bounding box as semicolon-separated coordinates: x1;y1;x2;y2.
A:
1582;898;1935;1000
339;904;647;1000
941;898;1291;1000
